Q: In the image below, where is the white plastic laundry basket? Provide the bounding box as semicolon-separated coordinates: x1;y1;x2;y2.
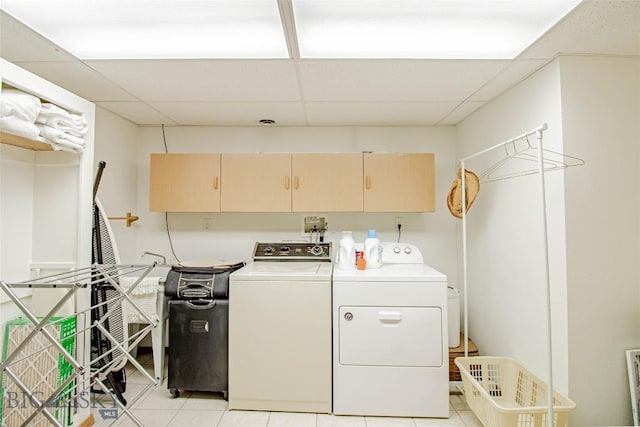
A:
455;356;576;427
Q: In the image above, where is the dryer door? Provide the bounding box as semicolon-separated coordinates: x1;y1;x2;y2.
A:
338;306;443;367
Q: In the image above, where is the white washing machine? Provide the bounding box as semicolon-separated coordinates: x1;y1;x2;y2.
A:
332;242;449;418
228;242;332;413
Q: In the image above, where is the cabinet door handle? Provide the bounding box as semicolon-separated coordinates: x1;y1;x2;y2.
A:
213;176;219;190
365;176;371;190
294;176;299;190
285;176;290;190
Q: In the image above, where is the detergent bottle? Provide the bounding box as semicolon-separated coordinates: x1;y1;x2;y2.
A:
337;231;356;270
364;229;382;269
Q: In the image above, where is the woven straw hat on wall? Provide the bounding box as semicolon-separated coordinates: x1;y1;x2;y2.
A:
447;168;480;219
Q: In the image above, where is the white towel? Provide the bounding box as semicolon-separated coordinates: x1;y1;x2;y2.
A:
121;276;161;324
1;116;41;140
37;103;88;137
36;124;86;153
122;276;160;296
37;115;88;137
1;89;42;122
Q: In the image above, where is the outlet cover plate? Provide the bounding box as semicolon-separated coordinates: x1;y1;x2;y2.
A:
304;215;326;233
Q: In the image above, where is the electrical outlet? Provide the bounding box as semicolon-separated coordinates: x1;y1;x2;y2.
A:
304;215;327;233
395;216;403;229
203;217;213;230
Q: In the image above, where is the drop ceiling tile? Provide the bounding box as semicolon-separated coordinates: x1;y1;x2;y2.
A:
150;102;307;126
469;59;548;101
438;101;486;125
305;101;459;126
12;61;137;102
298;59;509;102
95;102;177;126
520;0;640;59
85;59;301;102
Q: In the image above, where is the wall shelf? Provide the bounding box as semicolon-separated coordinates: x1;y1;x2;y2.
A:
1;131;53;151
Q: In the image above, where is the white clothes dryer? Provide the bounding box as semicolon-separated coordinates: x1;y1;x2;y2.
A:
332;242;449;418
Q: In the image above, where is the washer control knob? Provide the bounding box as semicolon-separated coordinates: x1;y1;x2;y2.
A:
393;246;401;254
310;245;324;256
344;312;353;321
404;246;412;254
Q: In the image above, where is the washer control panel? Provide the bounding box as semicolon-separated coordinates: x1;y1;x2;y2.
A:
253;242;332;261
380;242;424;264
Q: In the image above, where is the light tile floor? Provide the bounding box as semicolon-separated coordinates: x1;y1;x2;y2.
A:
92;352;482;427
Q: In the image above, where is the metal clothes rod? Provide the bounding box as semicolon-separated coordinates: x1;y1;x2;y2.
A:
460;123;548;162
6;263;156;288
459;123;555;425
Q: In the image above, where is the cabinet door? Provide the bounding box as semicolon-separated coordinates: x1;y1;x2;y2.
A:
221;154;291;212
292;153;363;212
363;153;435;212
149;153;220;212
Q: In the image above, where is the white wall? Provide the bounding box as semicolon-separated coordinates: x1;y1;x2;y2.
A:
1;145;36;285
560;55;640;427
457;55;640;425
0;147;83;360
1;145;36;352
133;126;460;282
93;107;140;263
456;60;570;391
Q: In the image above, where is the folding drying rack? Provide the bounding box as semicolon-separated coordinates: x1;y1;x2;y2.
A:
1;262;159;426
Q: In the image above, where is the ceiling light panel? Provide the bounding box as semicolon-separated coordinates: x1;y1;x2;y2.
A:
0;0;289;59
292;0;582;59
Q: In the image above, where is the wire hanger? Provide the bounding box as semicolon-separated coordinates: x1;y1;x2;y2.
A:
478;135;584;182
